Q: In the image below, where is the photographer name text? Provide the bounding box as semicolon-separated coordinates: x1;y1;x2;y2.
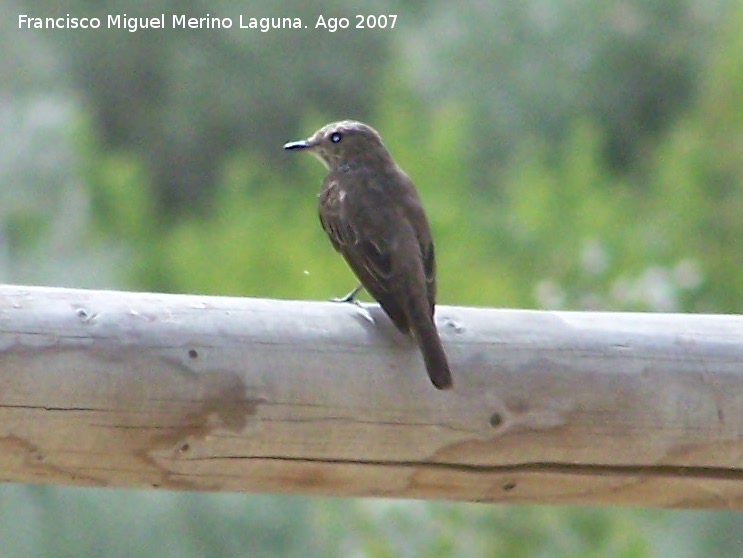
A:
18;14;398;33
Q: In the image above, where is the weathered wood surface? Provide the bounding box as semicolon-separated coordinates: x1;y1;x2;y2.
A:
0;284;742;508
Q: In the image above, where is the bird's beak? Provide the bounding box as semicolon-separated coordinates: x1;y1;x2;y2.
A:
283;139;312;151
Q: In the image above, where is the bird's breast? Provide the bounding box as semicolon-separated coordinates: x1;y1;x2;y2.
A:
319;180;347;209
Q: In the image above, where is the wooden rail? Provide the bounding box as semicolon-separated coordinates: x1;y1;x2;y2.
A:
0;285;742;508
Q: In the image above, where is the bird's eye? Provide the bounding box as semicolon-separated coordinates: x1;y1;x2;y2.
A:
330;132;342;143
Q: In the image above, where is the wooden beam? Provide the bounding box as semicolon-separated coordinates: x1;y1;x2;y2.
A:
0;284;742;508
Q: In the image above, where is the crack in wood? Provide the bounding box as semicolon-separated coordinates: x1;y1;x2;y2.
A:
256;416;478;433
0;404;102;412
175;455;743;480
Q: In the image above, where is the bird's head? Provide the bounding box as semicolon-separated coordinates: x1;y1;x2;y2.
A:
283;120;391;171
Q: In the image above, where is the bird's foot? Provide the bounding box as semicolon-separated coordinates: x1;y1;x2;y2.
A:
330;285;374;324
330;285;362;304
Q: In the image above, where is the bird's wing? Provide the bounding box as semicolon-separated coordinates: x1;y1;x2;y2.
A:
421;239;436;314
400;180;437;316
318;181;410;332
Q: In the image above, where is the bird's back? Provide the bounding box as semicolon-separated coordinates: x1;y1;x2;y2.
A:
318;167;436;334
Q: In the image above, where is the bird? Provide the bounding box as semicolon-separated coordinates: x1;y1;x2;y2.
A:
283;120;453;389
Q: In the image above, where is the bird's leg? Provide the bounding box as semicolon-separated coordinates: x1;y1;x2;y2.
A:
331;284;374;325
331;284;363;304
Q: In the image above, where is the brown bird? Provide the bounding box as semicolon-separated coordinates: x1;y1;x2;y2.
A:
283;120;453;389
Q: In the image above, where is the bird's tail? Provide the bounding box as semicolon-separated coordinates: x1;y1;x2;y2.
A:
411;312;453;390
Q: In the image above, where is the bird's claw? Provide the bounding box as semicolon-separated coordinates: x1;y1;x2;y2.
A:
330;297;363;309
329;285;374;324
329;285;362;304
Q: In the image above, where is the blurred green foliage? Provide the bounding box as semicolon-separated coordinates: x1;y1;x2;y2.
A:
3;0;743;556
